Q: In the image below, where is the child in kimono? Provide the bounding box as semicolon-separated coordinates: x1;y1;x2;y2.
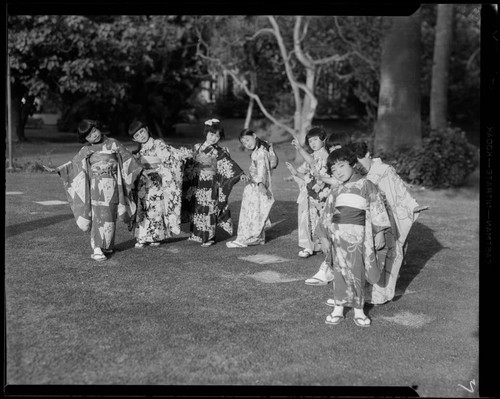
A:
316;147;391;327
226;129;275;248
128;121;192;248
43;119;142;261
285;126;330;258
348;141;428;305
182;118;247;247
303;130;351;285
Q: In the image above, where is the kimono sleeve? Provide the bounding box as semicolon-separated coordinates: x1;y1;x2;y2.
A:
57;146;92;232
252;147;271;186
378;165;420;244
365;180;391;234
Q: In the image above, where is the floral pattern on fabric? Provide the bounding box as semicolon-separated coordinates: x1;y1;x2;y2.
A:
294;147;330;252
316;175;390;308
182;143;243;243
133;138;192;243
57;137;142;250
234;142;274;245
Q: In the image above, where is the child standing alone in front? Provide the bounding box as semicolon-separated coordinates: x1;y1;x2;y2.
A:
285;126;330;258
316;147;391;327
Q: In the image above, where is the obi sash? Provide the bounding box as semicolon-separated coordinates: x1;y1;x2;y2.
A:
89;152;118;175
332;193;367;225
332;206;366;225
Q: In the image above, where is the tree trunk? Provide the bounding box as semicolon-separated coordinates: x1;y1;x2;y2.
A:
430;4;454;130
374;10;422;153
11;84;28;142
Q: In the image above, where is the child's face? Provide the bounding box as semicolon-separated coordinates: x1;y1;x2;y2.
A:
240;135;257;150
330;160;354;183
85;127;102;144
133;128;149;143
205;131;221;145
308;136;325;151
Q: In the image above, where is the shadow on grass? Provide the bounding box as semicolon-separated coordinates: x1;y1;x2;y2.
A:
5;213;74;238
230;200;298;243
392;221;445;302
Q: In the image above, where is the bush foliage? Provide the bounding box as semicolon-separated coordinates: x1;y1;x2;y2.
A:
383;126;478;188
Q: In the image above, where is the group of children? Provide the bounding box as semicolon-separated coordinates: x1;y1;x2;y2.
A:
45;118;426;327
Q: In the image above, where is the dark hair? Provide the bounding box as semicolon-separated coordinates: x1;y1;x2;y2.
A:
239;128;270;151
128;120;149;137
326;147;358;175
77;119;101;143
348;142;369;159
327;131;351;149
305;126;327;142
203;118;225;140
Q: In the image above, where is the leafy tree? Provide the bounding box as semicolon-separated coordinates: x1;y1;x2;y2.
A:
7;15;198;140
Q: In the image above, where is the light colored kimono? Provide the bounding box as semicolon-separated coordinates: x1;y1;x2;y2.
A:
133;138;192;243
57;137;142;250
234;140;274;245
294;147;330;253
316;174;391;309
364;158;420;305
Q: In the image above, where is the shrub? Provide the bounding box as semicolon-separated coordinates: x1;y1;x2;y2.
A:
386;126;479;188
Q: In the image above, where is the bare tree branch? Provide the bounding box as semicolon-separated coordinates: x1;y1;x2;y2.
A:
334;16;377;71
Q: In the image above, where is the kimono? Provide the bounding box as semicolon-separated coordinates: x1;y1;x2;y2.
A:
132;138;192;243
294;147;330;253
57;137;143;250
316;174;391;309
233;140;275;245
182;143;244;243
364;158;420;305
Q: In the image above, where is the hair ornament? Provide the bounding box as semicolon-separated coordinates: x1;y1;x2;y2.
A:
204;118;220;126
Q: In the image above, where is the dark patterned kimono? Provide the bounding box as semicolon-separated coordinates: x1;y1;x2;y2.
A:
56;137;143;250
182;143;244;244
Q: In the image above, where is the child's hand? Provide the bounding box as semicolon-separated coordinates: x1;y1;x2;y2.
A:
285;162;297;176
241;174;250;183
414;205;429;213
291;138;301;150
374;231;386;250
43;165;57;173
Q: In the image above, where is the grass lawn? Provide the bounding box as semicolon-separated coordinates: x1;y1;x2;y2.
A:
4;124;480;397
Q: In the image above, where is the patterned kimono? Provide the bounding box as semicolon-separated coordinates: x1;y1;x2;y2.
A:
294;147;330;253
316;174;391;309
364;158;420;305
182;143;244;243
57;137;143;250
133;138;192;243
234;140;275;245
